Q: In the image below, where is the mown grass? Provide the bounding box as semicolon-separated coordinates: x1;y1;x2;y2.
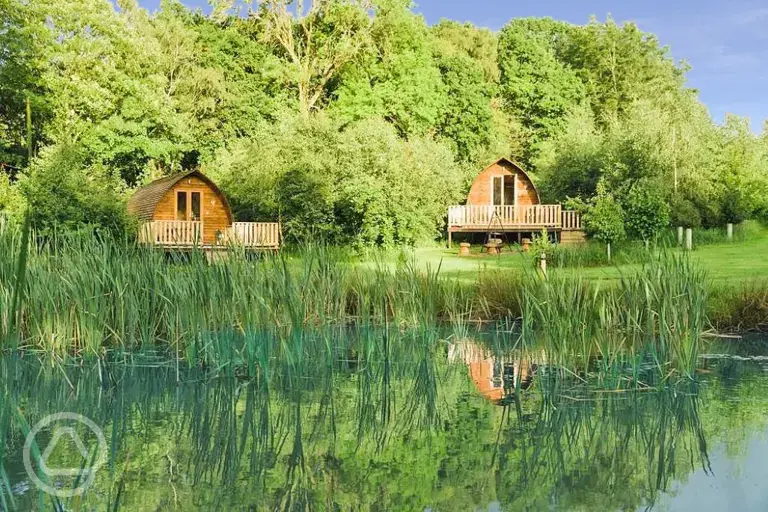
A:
424;221;768;283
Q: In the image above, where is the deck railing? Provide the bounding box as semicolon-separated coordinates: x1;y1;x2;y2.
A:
448;205;562;229
448;205;582;231
227;222;280;249
561;210;582;231
140;220;204;246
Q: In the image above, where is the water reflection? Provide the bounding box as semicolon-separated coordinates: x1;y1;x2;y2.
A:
449;341;535;404
1;335;767;510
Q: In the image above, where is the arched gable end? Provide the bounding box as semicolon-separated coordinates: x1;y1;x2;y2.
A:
466;157;541;207
127;170;234;224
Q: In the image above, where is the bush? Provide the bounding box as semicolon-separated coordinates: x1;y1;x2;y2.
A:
0;173;26;221
721;189;751;224
582;182;626;247
529;228;555;264
623;182;670;243
211;116;464;247
18;143;129;235
669;197;701;229
277;166;337;243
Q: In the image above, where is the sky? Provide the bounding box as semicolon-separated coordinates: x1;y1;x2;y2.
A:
137;0;768;132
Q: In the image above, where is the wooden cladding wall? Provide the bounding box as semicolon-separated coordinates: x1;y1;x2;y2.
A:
153;176;230;245
466;160;539;207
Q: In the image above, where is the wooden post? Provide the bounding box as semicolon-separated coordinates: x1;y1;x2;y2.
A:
448;229;452;249
26;96;32;162
607;242;611;261
727;223;734;241
540;251;547;277
677;226;683;246
685;228;693;251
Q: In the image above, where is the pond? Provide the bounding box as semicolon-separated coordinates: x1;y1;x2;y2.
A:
2;332;768;511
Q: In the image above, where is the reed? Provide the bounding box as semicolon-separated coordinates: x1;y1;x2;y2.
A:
709;280;768;331
517;252;707;379
0;223;713;377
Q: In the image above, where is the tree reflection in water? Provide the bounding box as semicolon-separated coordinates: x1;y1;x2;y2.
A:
5;334;764;511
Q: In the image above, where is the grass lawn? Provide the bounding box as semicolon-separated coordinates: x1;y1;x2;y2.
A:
407;227;768;285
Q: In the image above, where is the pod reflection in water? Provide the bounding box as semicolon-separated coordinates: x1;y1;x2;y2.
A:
449;340;536;403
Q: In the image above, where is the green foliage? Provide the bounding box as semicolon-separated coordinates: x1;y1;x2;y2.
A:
529;228;554;263
277;165;337;243
1;0;767;240
567;16;685;120
0;0;48;168
498;18;585;161
536;105;603;201
435;55;494;163
17;144;128;233
431;20;499;82
669;197;702;229
332;0;446;137
213;116;463;247
623;182;671;242
0;174;25;219
582;182;626;245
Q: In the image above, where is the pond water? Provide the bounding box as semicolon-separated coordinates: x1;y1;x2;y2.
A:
2;334;768;511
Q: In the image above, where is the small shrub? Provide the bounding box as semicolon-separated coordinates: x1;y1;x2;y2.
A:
529;228;555;264
669;197;701;229
623;182;670;243
583;181;626;250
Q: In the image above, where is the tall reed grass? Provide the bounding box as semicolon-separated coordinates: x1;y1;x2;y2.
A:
517;253;707;378
0;223;713;377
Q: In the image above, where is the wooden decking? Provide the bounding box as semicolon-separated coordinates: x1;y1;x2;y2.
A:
448;205;582;231
139;221;280;250
447;205;583;246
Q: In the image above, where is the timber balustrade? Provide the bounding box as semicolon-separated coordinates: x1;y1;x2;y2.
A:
448;205;581;231
561;210;582;231
139;221;281;249
140;220;204;246
227;222;280;249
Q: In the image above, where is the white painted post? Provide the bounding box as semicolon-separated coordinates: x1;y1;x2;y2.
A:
607;242;612;261
677;226;684;246
685;228;693;251
727;223;734;241
540;252;547;277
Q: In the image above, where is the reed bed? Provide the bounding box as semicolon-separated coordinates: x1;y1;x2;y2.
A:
708;280;768;332
0;222;715;378
517;254;707;378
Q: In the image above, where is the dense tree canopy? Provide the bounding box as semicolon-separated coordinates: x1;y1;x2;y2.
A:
0;0;766;244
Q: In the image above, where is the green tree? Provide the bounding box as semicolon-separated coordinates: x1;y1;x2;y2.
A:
0;0;48;168
498;18;586;162
565;16;686;120
435;55;494;163
431;20;498;82
331;0;446;137
18;143;128;233
256;0;373;115
535;105;604;201
277;165;337;242
623;181;670;244
583;181;626;259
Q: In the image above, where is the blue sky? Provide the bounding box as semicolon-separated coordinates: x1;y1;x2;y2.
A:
137;0;768;131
